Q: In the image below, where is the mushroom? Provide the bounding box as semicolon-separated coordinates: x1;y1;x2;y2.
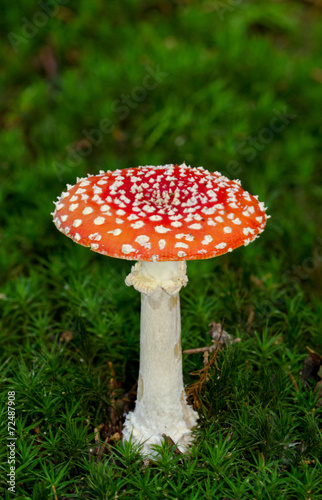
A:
52;163;269;455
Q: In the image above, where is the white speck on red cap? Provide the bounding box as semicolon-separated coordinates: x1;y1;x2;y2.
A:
189;223;202;230
52;163;269;260
136;235;150;245
155;225;171;234
131;220;145;229
108;229;122;236
202;235;213;245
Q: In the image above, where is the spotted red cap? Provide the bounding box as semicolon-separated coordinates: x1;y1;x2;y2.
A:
52;163;269;261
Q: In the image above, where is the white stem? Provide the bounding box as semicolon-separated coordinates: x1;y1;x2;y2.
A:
123;261;198;455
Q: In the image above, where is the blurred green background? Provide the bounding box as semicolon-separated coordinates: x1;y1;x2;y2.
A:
0;0;322;498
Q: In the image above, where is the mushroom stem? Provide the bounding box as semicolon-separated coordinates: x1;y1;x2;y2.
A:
123;260;198;455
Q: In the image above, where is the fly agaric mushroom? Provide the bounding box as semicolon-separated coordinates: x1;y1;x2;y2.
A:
52;163;269;454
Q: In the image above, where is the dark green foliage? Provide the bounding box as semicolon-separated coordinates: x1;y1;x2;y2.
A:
1;0;321;497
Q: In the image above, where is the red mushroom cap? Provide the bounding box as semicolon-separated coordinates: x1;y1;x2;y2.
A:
53;164;269;261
